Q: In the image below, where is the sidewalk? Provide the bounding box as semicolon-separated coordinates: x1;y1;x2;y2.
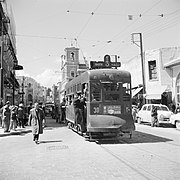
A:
0;126;32;137
0;117;63;137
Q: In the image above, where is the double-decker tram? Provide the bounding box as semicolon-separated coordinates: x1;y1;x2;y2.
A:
65;55;135;140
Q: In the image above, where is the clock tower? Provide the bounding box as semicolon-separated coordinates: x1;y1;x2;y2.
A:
59;47;80;100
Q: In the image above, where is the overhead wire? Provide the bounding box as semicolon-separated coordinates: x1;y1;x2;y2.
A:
75;0;104;39
92;0;166;57
144;15;180;39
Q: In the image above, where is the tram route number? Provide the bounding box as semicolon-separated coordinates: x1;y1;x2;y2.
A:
91;105;101;114
93;107;100;114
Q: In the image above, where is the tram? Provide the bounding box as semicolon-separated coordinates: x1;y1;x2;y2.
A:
65;55;135;140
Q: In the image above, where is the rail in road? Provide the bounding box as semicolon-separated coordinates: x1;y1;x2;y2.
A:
95;124;180;180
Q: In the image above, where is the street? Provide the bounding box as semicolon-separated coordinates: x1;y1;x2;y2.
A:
0;117;179;180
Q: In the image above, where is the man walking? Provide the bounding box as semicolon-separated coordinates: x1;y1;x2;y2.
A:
59;98;66;124
17;103;25;128
2;101;11;133
28;102;45;144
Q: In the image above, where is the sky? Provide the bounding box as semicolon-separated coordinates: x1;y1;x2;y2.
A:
7;0;180;88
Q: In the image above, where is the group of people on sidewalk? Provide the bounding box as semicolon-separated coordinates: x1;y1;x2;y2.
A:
0;101;46;145
0;101;27;133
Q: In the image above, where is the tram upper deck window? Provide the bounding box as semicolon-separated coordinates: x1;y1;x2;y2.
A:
91;82;101;102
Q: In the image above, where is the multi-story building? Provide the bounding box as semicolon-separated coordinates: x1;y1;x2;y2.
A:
0;1;22;105
124;47;180;106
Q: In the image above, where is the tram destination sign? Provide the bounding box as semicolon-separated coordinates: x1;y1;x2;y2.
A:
90;55;121;69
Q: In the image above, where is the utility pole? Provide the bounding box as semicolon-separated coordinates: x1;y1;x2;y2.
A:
132;33;146;103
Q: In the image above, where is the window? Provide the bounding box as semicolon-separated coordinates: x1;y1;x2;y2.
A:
148;60;157;80
70;52;75;61
142;106;147;111
28;94;32;101
103;82;120;102
147;105;151;111
70;70;75;78
91;82;101;102
122;82;131;101
28;83;31;88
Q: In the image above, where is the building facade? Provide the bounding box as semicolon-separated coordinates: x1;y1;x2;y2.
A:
0;1;22;106
124;47;180;106
17;76;47;106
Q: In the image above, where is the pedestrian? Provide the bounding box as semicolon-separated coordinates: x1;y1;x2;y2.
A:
28;102;45;144
9;105;17;131
132;104;138;122
171;103;176;113
27;102;33;115
0;103;4;128
17;103;25;128
175;103;180;113
55;105;59;123
73;93;81;129
151;105;159;127
2;101;11;133
79;94;86;132
59;98;66;123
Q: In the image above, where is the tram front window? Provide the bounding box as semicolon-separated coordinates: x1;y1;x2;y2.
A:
103;82;120;102
91;82;101;102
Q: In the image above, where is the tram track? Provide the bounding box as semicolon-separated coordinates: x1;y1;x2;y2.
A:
98;136;180;180
100;145;162;180
118;138;180;166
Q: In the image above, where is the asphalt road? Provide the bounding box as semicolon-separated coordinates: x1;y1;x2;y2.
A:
0;118;179;180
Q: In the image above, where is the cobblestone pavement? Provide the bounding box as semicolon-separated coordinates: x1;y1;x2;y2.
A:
0;118;179;180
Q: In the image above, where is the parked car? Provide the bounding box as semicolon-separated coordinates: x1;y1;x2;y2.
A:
137;104;172;125
169;113;180;130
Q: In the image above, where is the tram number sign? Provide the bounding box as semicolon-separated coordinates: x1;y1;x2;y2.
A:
91;104;101;114
90;54;121;69
93;107;100;114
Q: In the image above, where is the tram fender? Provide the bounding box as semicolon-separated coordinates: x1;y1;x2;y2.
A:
89;115;126;127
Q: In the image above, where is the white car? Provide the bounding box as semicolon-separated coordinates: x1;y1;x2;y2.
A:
137;104;172;125
170;113;180;130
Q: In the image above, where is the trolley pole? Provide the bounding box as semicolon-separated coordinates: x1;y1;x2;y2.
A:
132;33;146;104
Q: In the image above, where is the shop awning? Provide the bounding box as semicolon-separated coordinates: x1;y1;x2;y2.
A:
145;94;161;100
164;57;180;68
132;87;143;97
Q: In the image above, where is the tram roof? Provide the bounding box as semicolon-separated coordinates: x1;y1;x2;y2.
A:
65;68;131;89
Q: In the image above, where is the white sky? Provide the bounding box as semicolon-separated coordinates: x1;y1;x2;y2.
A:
8;0;180;88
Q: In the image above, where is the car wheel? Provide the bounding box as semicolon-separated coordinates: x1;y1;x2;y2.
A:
175;121;180;130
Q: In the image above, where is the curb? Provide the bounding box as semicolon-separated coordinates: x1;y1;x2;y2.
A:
0;129;32;137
